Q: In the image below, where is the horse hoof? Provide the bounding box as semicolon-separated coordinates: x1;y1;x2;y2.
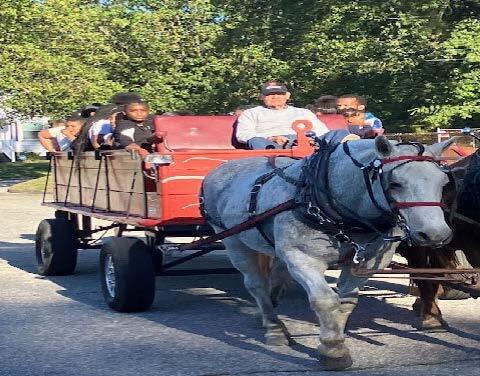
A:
317;353;353;371
419;317;448;332
412;298;423;317
265;331;290;346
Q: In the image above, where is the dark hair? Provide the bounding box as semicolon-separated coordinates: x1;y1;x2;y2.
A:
110;92;143;106
338;94;367;107
79;103;102;118
125;100;149;110
92;103;121;118
65;114;87;124
313;95;338;114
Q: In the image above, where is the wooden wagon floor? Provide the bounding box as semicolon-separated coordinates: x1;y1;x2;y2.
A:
1;192;479;376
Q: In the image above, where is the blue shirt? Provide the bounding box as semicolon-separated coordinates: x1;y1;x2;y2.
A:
365;112;382;129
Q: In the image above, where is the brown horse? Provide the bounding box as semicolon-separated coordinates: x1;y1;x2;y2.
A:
400;149;480;329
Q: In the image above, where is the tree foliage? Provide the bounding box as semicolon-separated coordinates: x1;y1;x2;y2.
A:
0;0;479;130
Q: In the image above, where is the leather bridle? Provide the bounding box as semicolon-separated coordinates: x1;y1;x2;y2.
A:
343;143;447;215
381;155;447;210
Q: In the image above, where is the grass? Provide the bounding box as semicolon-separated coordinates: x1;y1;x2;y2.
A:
0;160;50;180
8;176;52;194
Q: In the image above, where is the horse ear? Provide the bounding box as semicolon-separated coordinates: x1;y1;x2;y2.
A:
428;137;457;157
375;136;393;157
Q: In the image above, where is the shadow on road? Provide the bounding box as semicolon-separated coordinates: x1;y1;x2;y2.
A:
1;234;480;368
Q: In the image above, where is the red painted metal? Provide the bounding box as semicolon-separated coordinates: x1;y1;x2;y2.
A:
151;116;314;225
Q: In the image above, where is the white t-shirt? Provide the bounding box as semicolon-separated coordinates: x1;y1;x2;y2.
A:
47;126;71;151
88;120;114;143
235;105;328;143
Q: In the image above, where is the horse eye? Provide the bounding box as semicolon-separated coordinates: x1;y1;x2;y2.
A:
390;182;402;189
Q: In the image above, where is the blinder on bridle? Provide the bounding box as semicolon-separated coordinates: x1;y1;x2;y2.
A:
342;140;448;245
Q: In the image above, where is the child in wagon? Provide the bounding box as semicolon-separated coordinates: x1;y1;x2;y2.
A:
38;116;85;152
336;94;384;139
113;100;154;157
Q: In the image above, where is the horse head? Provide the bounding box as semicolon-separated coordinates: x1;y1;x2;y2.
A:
375;136;454;246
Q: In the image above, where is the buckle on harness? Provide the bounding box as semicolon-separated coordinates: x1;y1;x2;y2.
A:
334;232;350;243
352;244;366;264
307;203;325;223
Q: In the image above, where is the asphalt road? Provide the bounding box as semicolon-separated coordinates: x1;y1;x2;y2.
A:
0;192;479;376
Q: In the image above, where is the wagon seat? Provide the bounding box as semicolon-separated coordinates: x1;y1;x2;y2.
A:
149;115;315;224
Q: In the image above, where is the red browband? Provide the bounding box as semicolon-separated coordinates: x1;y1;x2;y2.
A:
382;155;437;164
393;202;446;209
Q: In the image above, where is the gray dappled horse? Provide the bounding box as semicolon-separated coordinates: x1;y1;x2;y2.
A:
202;136;454;370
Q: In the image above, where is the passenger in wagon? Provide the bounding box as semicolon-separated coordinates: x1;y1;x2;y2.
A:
336;95;384;138
88;106;121;150
311;95;348;130
235;81;329;149
38;116;85;152
113;100;153;157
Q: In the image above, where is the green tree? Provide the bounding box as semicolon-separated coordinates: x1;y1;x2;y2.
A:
412;18;480;128
0;0;123;117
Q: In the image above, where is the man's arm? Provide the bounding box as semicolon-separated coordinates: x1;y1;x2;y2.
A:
235;109;257;143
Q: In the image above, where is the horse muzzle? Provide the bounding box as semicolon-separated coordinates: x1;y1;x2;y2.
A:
409;228;453;248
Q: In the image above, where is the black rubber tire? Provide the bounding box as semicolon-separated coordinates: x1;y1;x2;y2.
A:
99;237;155;312
35;218;78;276
438;286;471;300
151;250;164;275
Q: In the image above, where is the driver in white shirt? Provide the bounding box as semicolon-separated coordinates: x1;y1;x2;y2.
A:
235;81;329;149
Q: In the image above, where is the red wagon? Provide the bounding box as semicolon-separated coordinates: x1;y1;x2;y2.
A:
36;115;316;311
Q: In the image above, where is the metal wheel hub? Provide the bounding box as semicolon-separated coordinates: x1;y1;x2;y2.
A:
105;255;116;298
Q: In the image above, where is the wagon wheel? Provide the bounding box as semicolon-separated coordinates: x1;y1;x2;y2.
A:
35;218;78;276
99;237;155;312
438;250;473;300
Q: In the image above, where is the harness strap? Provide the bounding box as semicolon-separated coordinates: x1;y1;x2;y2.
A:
382;155;436;164
342;142;393;220
248;159;306;247
175;200;297;252
248;170;277;216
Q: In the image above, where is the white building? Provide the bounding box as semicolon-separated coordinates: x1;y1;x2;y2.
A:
0;118;48;162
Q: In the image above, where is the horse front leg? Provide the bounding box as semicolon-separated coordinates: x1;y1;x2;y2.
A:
280;248;353;370
336;236;397;333
405;244;445;329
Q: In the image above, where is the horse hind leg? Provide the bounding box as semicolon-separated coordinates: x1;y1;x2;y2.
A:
269;257;291;308
227;244;290;346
